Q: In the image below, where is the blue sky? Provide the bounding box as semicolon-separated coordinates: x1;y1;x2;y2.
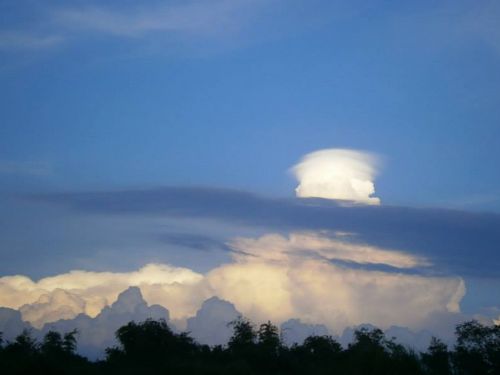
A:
2;0;500;208
0;0;499;335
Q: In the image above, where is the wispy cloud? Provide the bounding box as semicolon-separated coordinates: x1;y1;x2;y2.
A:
53;0;268;38
0;161;52;176
0;32;63;50
0;0;272;56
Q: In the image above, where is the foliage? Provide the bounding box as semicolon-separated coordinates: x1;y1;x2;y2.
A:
0;319;499;374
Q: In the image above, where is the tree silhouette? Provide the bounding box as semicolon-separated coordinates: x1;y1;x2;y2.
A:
257;321;280;354
228;317;256;355
422;337;452;375
63;329;78;354
303;335;342;359
0;316;498;375
453;320;500;375
41;330;65;355
8;329;38;356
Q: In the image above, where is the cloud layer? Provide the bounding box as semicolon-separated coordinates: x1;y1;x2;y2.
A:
32;186;500;277
0;232;465;334
292;149;381;205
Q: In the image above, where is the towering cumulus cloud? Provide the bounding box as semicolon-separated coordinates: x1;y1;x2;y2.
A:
0;232;465;334
292;149;381;205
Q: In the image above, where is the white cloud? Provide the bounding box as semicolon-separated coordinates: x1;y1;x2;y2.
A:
0;263;205;326
208;233;464;331
20;289;87;328
292;149;381;205
228;232;429;268
0;232;464;333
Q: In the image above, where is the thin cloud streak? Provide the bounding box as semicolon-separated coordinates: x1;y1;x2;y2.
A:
53;0;269;38
0;32;63;50
0;160;53;175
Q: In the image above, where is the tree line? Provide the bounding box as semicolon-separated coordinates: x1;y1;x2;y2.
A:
0;318;499;374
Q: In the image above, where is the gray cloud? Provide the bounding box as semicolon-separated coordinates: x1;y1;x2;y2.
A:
159;232;232;253
30;186;500;277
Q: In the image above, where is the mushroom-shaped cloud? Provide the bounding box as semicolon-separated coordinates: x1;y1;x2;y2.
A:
292;148;381;205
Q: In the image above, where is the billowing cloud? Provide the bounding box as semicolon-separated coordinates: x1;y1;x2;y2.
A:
207;232;464;330
186;296;241;346
0;263;205;327
292;149;381;205
20;289;87;328
0;232;465;334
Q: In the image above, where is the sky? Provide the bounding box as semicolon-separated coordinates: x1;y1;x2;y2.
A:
1;0;500;347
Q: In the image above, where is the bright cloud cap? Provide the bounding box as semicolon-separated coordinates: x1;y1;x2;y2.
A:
292;148;381;205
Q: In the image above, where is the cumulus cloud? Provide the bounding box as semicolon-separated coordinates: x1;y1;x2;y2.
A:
0;232;465;333
20;289;86;328
208;232;464;331
0;263;205;326
186;296;241;346
292;149;381;205
42;287;170;359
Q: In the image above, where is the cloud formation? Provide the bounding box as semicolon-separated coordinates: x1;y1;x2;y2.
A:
228;232;429;268
54;0;263;38
292;149;381;205
0;263;204;327
0;232;465;334
41;287;170;359
33;185;500;277
208;232;464;330
0;33;63;51
0;160;52;176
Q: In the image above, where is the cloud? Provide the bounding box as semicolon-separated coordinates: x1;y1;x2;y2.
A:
207;232;465;330
292;149;381;205
0;263;205;326
53;0;267;38
20;289;87;328
280;319;329;346
41;287;170;359
159;232;233;253
31;186;500;277
0;32;63;50
0;307;32;341
228;232;429;269
0;160;52;176
0;231;465;334
186;296;241;346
